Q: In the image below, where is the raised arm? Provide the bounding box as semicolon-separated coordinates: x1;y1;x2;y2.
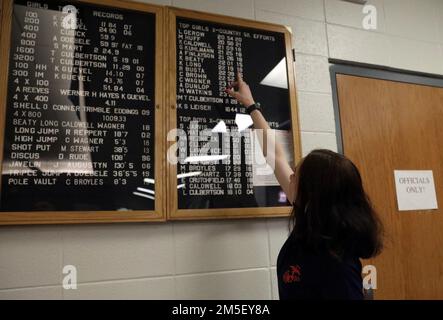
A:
226;73;295;203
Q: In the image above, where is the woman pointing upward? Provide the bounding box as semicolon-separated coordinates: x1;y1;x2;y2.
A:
226;73;383;300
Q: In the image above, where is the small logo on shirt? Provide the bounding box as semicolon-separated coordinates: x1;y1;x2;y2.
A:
283;265;301;284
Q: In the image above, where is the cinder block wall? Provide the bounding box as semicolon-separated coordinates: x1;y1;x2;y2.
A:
1;0;442;299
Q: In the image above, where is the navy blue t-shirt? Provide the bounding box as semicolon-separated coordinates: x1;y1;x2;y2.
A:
277;233;364;300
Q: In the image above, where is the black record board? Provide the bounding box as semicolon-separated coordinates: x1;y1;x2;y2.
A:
0;0;165;224
167;9;301;219
0;3;301;225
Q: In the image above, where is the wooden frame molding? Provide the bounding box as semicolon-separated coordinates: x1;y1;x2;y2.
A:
0;0;166;225
0;2;302;225
166;7;302;221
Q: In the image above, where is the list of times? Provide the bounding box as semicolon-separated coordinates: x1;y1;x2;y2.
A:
1;0;156;211
176;17;291;209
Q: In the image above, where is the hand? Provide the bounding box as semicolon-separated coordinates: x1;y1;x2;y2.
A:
225;73;255;107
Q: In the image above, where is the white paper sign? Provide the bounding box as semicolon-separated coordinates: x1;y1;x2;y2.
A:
394;170;438;211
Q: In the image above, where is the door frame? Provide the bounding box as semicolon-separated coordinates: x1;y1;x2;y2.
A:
329;60;443;154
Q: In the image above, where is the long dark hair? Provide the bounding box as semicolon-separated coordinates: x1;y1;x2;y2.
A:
290;149;383;259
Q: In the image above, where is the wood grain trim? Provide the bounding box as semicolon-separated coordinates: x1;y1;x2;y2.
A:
166;7;300;220
0;0;166;225
167;6;293;34
0;0;14;224
284;32;302;162
171;207;292;220
166;7;178;220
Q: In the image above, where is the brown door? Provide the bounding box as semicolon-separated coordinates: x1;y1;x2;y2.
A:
334;68;443;299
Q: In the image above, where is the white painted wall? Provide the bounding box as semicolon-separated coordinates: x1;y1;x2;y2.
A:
1;0;443;299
